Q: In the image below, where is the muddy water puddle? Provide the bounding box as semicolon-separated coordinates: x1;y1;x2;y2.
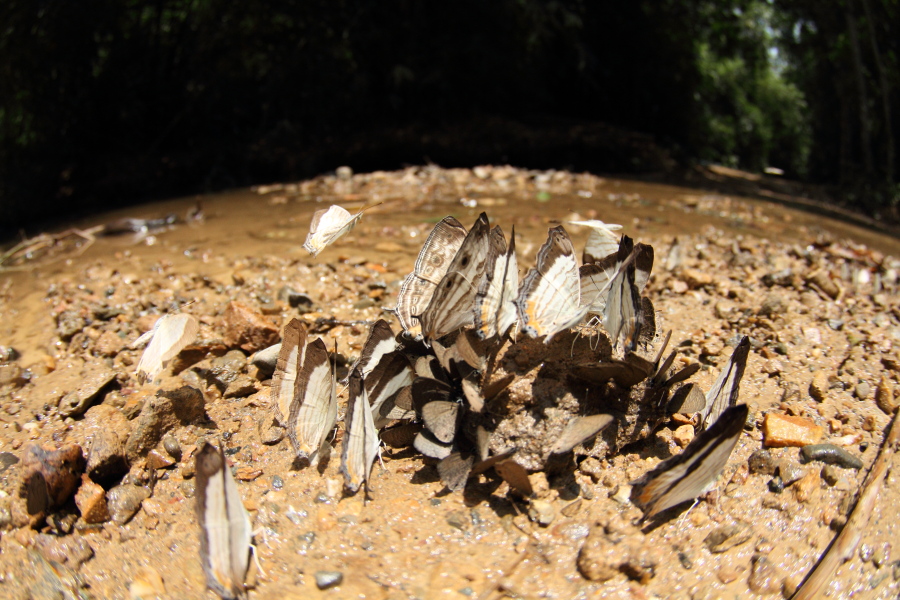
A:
1;165;899;599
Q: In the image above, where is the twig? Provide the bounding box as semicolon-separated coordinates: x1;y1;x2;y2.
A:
791;408;900;600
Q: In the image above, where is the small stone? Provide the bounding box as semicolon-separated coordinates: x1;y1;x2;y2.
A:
862;414;878;431
222;301;280;353
717;566;740;584
83;405;131;483
74;474;109;524
748;449;777;475
315;570;343;590
163;435;182;461
673;424;694;448
859;544;874;562
809;371;830;402
792;470;821;503
748;554;783;595
250;343;281;377
577;528;619;582
58;363;117;418
762;413;824;447
806;269;840;299
875;376;897;414
774;459;805;485
578;457;603;482
129;566;166;598
758;293;786;317
125;383;206;461
224;376;258;399
821;464;841;486
528;500;556;526
681;269;713;289
94;330;125;357
56;310;86;340
856;381;871;400
704;523;753;553
234;467;263;481
147;449;175;470
271;475;284;491
107;484;151;525
20;443;86;518
800;444;864;469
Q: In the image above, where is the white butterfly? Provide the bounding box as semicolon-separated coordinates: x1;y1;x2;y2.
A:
631;404;748;519
195;442;252;600
340;369;380;493
270;319;308;425
568;219;623;264
473;225;519;340
516;226;590;341
698;336;750;430
303;203;376;257
419;213;492;341
135;313;200;383
287;338;337;468
391;217;468;337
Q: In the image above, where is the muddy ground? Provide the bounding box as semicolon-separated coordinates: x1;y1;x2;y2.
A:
1;165;899;599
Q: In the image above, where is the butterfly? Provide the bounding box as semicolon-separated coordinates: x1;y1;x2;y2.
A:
473;225;519;340
303;203;377;257
516;226;591;341
697;336;750;430
195;442;252;600
391;217;468;337
270;319;308;425
340;369;380;493
568;219;623;264
286;338;337;468
630;404;749;519
418;213;492;341
135;312;200;383
549;414;615;454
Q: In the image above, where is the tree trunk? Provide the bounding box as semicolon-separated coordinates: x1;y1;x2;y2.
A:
846;0;874;177
860;0;894;184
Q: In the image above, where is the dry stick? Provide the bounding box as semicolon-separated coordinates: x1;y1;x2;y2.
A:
791;409;900;600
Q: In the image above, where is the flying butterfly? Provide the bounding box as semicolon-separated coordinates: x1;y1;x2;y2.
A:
303;203;377;257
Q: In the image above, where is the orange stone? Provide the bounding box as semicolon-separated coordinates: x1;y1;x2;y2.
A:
762;413;824;447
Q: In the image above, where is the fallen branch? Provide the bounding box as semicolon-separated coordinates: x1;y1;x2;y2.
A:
791;408;900;600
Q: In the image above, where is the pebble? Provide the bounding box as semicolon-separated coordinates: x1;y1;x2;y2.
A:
704;523;753;553
758;293;786;317
856;381;871;400
0;451;19;473
528;499;556;526
800;444;864;469
125;383;206;461
250;343;281;376
577;528;621;582
792;470;821;503
315;570;343;590
222;301;280;353
162;435;182;461
74;474;109;524
774;459;805;485
748;449;777;475
107;483;151;525
762;413;824;447
57;363;117;418
147;449;175;470
224;376;258;399
821;464;842;486
681;269;713;289
21;442;86;517
83;405;131;482
748;554;783;595
875;376;897;414
56;309;86;341
805;269;840;299
673;424;694;448
809;370;830;401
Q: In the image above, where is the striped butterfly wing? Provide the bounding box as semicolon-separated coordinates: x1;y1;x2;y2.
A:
196;442;252;600
699;336;750;430
270;319;307;425
288;338;336;467
631;404;749;519
392;217;468;336
340;369;379;493
474;225;519;340
419;213;492;341
516;226;587;341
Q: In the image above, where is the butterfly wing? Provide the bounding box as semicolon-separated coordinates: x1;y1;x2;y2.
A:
303;205;363;256
340;369;379;493
699;337;751;430
270;319;307;425
288;338;336;467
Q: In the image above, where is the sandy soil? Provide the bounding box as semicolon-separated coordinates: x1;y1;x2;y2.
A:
1;165;899;599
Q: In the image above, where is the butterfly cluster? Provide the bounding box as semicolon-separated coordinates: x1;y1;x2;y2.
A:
271;212;751;518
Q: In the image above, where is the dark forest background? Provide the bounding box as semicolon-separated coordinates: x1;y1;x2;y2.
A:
1;0;898;238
